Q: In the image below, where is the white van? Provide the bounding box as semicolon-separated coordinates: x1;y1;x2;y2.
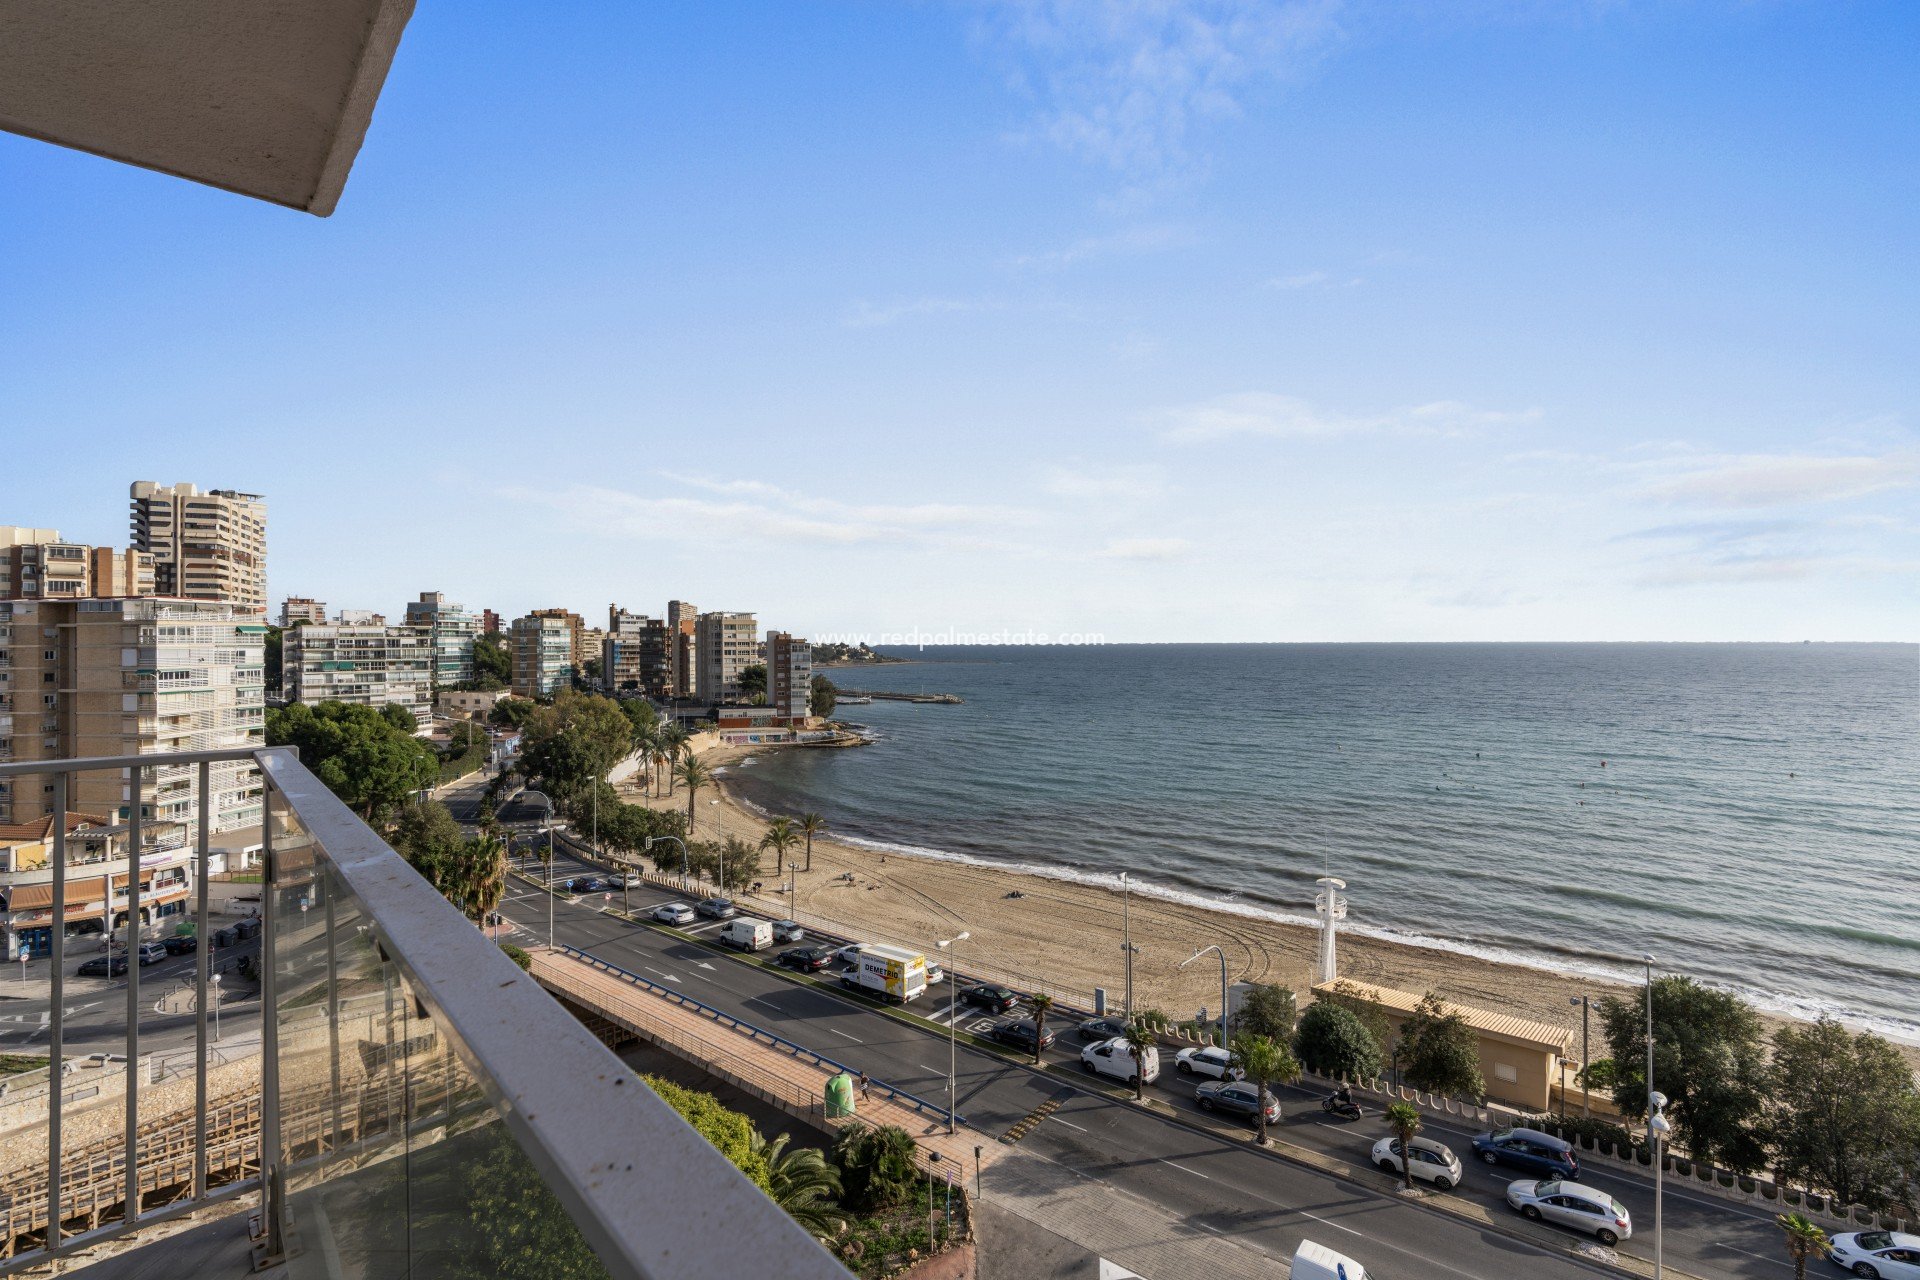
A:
718;919;773;952
1080;1036;1160;1086
1291;1240;1368;1280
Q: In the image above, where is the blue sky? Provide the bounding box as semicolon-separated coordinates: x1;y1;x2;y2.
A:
2;1;1915;642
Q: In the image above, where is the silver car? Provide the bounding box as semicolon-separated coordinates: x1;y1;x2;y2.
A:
652;902;696;925
1505;1179;1632;1246
1370;1135;1463;1190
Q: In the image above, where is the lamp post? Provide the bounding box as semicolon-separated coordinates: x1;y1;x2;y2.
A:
211;972;222;1044
1119;871;1136;1018
937;931;969;1135
1180;945;1229;1048
1570;994;1592;1117
1650;1091;1670;1278
646;835;689;885
788;860;799;902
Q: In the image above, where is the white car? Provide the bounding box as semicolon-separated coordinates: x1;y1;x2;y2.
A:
1370;1135;1463;1190
652;902;696;925
1829;1231;1920;1278
924;963;945;985
1505;1179;1632;1246
773;920;805;942
1173;1046;1243;1080
832;944;866;965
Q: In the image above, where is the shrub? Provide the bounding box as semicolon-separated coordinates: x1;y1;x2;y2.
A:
499;943;532;971
644;1076;770;1190
1236;984;1298;1041
834;1123;919;1212
1294;1002;1383;1080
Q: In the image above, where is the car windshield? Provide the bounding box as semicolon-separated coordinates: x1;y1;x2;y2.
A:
1856;1233;1894;1250
1536;1181;1560;1197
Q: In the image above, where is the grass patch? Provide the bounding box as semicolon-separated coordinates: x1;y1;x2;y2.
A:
837;1174;963;1278
0;1054;47;1077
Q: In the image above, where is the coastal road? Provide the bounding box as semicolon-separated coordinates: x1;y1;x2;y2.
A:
501;851;1791;1280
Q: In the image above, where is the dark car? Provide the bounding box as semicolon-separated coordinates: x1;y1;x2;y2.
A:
77;954;129;978
1195;1080;1282;1126
988;1019;1056;1053
566;876;604;893
1472;1127;1580;1179
960;984;1020;1014
162;935;198;956
1077;1016;1130;1041
695;897;737;920
776;945;833;973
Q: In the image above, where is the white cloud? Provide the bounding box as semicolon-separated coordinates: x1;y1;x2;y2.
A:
1155;392;1538;444
1097;536;1193;560
1042;465;1165;499
1638;451;1920;509
972;0;1345;175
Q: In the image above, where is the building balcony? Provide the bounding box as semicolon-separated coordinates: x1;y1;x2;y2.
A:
0;746;846;1278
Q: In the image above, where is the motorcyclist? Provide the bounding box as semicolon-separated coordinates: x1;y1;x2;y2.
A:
1332;1085;1353;1109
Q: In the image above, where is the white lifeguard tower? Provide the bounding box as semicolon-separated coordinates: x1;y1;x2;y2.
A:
1313;876;1348;986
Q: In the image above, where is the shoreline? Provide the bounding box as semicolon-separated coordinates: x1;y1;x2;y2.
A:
624;740;1920;1068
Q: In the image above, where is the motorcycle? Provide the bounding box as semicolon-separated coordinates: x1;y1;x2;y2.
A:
1320;1092;1364;1120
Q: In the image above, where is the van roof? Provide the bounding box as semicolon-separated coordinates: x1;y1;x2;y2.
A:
1294;1239;1364;1271
1501;1126;1573;1151
860;944;925;964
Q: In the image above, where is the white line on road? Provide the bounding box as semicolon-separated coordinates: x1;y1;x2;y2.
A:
1162;1160;1209;1180
1710;1243;1795;1270
1051;1117;1089;1133
682;921;723;935
1299;1209;1363;1238
827;1027;864;1043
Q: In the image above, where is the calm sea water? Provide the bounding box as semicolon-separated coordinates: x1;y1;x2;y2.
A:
723;644;1920;1040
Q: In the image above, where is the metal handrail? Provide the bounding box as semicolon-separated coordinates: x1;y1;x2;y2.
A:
553;944;964;1127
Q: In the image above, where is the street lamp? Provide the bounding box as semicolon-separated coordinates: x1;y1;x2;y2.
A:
936;931;969;1135
211;972;223;1044
1180;945;1229;1049
1649;1090;1671;1277
646;835;689;885
787;860;799;902
1569;994;1593;1117
1119;871;1139;1018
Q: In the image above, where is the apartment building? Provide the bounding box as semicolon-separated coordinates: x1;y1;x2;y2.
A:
604;607;670;698
695;611;758;704
1;527;155;601
481;608;503;636
279;596;327;626
0;811;180;960
335;609;386;626
128;482;268;614
403;592;479;688
283;625;433;728
510;612;575;699
0;597;266;839
766;631;814;722
666;600;698;698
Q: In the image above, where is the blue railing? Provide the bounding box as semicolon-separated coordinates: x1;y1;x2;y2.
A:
555;944;964;1127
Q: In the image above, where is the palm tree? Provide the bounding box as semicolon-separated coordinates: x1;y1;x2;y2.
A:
1231;1032;1301;1147
761;817;799;886
674;754;713;834
1029;993;1055;1065
752;1130;847;1241
1775;1213;1829;1280
660;725;689;795
1384;1101;1423;1191
1121;1023;1157;1101
799;812;826;873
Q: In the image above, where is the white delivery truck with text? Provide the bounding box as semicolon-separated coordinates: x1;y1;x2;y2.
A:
838;943;929;1003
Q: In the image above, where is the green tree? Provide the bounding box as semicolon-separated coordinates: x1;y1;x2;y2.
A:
645;1076;770;1190
1384;1101;1424;1191
809;674;837;719
1294;1001;1383;1081
738;663;768;702
1399;992;1485;1099
799;812;826;872
1774;1213;1829;1280
1319;980;1395;1052
517;690;633;816
760;817;800;882
751;1130;847;1241
473;632;513;687
833;1123;917;1212
1029;993;1055;1065
263;624;284;694
675;754;714;834
1237;984;1298;1042
1768;1016;1920;1210
498;943;533;971
1231;1033;1301;1147
490;696;538;730
1599;976;1769;1172
1121;1023;1157;1100
393;802;505;922
269;700;440;823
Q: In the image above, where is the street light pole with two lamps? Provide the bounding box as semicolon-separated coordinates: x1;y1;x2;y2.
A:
936;931;969;1135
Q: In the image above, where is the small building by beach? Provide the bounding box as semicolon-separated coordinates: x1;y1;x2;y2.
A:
1309;980;1572;1113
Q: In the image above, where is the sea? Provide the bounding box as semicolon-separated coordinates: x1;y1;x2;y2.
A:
721;643;1920;1042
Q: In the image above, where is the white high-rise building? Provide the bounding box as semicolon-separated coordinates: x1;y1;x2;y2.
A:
695;611;757;703
128;481;268;615
284;624;433;728
404;592;479;688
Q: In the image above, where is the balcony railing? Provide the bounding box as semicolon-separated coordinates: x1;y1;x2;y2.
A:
0;747;847;1278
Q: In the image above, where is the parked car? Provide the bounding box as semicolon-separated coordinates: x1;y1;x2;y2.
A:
1472;1127;1580;1179
1081;1036;1160;1086
776;945;834;973
605;873;628;889
1371;1135;1463;1189
718;919;773;952
1828;1231;1920;1278
1077;1016;1130;1041
1174;1046;1243;1080
988;1018;1056;1053
652;902;696;925
772;920;805;942
1194;1079;1281;1125
960;983;1021;1014
77;954;128;978
162;934;198;956
565;876;603;893
694;897;737;920
832;944;866;965
135;941;168;965
924;962;944;985
1504;1179;1632;1246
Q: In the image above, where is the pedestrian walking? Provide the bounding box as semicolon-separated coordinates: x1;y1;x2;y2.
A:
859;1071;871;1101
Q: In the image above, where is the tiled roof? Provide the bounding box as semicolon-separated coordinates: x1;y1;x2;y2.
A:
0;812;116;844
1312;980;1572;1054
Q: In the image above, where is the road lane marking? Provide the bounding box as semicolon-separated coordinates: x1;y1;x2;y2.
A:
1051;1117;1089;1133
1299;1210;1362;1238
827;1028;864;1043
682;921;723;935
1162;1160;1209;1179
1709;1243;1794;1269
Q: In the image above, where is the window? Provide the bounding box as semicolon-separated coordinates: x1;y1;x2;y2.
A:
1494;1062;1519;1084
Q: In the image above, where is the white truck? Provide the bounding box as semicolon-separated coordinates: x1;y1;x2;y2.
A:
838;943;928;1003
1291;1240;1368;1279
718;919;773;952
1080;1036;1161;1086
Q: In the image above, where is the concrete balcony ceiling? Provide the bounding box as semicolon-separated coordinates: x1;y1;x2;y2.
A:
0;0;417;215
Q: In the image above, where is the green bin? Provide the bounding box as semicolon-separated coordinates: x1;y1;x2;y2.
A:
826;1071;855;1119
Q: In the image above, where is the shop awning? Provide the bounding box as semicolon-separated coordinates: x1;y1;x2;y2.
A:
7;876;107;912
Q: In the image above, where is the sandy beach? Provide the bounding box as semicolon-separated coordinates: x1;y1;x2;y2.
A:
619;739;1917;1071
